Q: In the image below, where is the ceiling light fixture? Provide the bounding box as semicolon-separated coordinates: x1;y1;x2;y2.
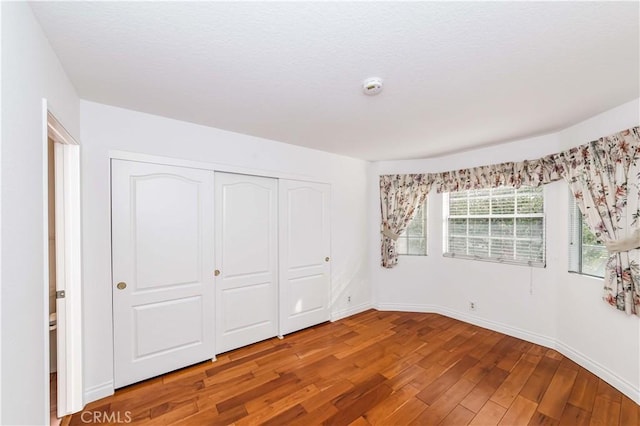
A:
362;77;383;96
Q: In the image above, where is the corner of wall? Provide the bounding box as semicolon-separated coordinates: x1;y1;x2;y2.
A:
331;302;373;322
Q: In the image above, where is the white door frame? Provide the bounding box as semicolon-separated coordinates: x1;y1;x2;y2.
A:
43;101;83;420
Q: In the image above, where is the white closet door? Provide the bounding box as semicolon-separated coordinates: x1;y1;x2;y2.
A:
214;172;278;353
279;180;331;335
112;160;215;388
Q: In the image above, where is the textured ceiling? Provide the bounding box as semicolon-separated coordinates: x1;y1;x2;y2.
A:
30;2;639;161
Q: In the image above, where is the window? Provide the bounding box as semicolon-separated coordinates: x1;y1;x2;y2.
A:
396;200;427;256
569;198;608;278
444;186;545;266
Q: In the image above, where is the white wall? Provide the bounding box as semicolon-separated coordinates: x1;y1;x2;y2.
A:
370;98;640;403
1;3;80;425
1;5;4;421
80;101;371;402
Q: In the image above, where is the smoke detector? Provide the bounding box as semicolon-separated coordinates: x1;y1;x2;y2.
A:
362;77;383;96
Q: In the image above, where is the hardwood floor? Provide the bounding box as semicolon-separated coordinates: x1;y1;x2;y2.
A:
51;372;61;426
65;310;638;425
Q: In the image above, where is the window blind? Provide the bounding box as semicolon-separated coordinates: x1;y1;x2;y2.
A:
445;187;545;266
397;200;427;256
568;194;608;278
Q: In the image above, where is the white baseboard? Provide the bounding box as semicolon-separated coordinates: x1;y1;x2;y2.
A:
376;302;556;348
81;306;371;407
81;303;639;408
331;302;372;322
375;302;639;404
555;341;639;404
84;380;114;406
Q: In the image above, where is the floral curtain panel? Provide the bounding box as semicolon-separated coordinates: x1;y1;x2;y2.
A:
552;128;639;315
379;126;640;316
380;174;432;268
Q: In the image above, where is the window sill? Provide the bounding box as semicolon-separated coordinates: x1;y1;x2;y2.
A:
443;252;545;268
568;271;604;280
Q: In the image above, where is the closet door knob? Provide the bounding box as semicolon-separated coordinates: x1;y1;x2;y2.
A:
325;257;330;262
214;270;221;277
116;282;127;290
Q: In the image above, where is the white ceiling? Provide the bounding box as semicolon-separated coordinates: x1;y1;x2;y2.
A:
30;2;639;161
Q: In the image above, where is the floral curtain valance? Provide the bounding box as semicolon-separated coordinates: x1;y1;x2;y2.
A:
379;126;640;316
431;157;564;193
379;155;566;197
383;126;638;194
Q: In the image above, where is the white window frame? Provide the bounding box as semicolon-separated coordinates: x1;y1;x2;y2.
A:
397;199;428;256
568;196;607;278
443;187;546;267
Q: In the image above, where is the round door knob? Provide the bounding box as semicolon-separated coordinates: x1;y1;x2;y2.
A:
214;270;221;276
325;257;330;262
116;282;127;290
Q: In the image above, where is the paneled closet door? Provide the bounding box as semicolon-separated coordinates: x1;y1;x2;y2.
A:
279;180;331;335
214;172;278;353
112;160;215;388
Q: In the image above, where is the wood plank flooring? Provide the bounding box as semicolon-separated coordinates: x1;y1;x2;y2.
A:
64;310;639;425
51;372;61;426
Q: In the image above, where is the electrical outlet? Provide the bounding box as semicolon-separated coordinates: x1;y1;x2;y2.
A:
469;301;476;311
347;296;351;303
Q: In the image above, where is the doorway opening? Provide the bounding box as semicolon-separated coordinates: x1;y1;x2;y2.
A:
47;134;58;425
45;105;83;424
